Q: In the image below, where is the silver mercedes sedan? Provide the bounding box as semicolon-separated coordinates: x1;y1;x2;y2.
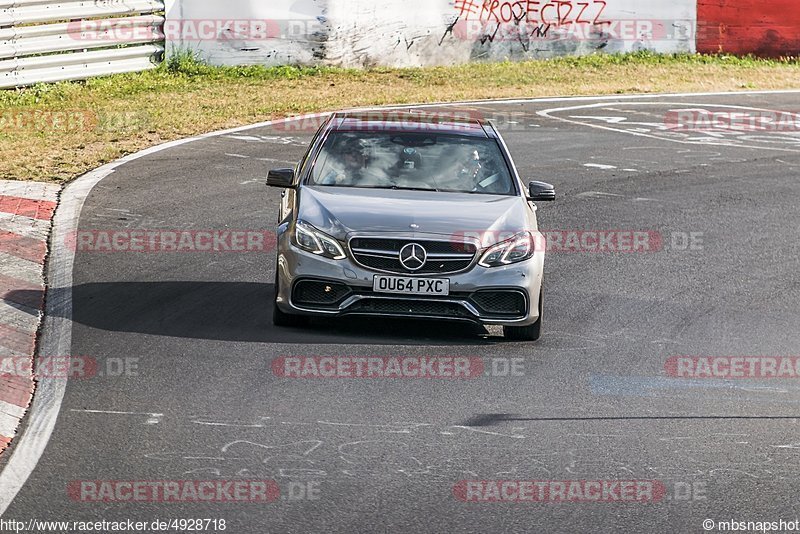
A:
267;110;555;341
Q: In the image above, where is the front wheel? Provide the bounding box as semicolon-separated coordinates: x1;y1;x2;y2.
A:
503;289;543;341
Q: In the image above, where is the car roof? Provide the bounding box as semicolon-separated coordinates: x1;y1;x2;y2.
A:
331;110;492;138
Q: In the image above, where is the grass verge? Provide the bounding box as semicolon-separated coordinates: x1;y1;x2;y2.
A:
2;51;799;182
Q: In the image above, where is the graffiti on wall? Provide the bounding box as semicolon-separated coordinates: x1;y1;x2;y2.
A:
448;0;691;53
454;0;608;26
448;0;617;48
446;0;608;47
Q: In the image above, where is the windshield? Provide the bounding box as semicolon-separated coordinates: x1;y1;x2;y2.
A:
309;132;517;195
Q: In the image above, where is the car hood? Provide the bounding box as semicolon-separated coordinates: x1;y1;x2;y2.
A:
298;186;531;246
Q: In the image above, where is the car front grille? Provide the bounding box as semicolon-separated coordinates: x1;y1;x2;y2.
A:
290;278;527;321
470;291;527;317
345;298;474;319
349;237;477;275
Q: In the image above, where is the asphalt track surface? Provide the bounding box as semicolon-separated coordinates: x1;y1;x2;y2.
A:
3;92;800;533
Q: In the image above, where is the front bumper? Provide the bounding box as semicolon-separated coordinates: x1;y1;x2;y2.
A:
275;233;545;327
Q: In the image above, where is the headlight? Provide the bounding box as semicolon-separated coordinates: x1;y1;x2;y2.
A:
478;232;535;268
293;221;346;260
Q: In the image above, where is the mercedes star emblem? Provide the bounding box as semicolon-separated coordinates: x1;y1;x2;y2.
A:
399;243;427;271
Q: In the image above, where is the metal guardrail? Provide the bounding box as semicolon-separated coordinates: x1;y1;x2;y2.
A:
0;0;164;89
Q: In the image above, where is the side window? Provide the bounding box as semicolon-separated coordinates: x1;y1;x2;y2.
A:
296;117;332;181
295;144;314;180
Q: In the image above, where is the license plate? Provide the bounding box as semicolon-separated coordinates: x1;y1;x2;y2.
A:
373;275;450;296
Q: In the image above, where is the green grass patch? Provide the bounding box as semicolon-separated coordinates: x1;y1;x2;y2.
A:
2;51;799;182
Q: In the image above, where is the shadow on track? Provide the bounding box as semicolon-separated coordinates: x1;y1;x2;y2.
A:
462;413;800;427
10;283;501;346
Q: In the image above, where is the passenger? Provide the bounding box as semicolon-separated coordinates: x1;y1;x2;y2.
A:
453;146;507;194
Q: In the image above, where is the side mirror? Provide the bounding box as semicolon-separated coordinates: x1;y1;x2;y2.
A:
267;168;296;188
528;181;556;202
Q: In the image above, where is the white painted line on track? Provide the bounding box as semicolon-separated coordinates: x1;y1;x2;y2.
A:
584;163;617;170
414;89;800;108
537;101;800;153
70;409;164;417
0;168;92;514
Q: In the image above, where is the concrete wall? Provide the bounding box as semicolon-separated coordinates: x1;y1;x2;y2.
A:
167;0;697;67
167;0;800;67
326;0;697;67
697;0;800;57
164;0;329;66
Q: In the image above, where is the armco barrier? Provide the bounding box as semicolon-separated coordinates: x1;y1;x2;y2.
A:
0;0;165;89
697;0;800;57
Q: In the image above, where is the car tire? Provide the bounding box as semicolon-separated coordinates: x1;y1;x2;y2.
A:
272;268;306;328
503;289;543;342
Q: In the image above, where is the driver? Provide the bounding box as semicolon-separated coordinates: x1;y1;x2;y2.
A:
319;137;370;186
